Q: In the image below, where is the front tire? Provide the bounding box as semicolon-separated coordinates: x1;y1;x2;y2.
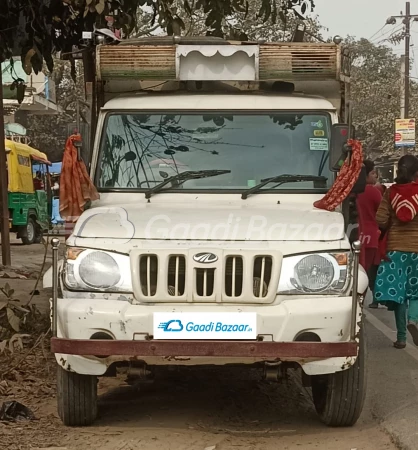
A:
57;365;98;426
20;217;36;245
311;329;366;427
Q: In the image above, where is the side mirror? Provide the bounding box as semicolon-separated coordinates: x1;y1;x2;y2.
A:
330;124;356;171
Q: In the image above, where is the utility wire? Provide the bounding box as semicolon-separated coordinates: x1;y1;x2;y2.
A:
375;26;404;45
411;35;418;80
369;24;387;41
370;25;403;44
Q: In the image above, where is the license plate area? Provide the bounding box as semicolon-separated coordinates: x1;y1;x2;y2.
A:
153;312;257;340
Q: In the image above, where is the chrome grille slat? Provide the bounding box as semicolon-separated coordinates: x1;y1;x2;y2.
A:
175;256;179;296
146;256;151;297
168;255;186;297
232;257;236;296
225;256;243;298
259;257;266;298
196;268;215;297
203;269;207;297
139;254;158;297
253;256;273;298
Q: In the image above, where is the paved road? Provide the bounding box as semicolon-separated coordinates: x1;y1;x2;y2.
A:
364;291;418;450
2;243;418;449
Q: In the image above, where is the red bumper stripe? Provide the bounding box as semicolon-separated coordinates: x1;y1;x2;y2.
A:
51;338;358;358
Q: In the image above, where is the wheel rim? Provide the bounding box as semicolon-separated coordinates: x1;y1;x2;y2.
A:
27;221;35;242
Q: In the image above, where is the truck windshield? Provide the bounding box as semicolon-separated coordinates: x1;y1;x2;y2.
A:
97;112;333;192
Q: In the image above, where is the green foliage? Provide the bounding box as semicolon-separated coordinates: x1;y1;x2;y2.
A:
23;60;86;162
0;283;29;336
173;0;323;41
346;38;418;160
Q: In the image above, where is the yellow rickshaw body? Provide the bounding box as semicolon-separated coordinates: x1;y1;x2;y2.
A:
6;139;50;193
6;139;52;239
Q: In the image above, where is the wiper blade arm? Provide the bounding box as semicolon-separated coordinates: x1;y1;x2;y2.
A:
145;170;231;199
241;175;327;200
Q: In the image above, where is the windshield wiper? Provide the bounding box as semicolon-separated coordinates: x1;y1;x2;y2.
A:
145;170;231;199
241;174;327;200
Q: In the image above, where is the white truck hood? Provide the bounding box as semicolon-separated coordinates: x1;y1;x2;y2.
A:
72;196;344;242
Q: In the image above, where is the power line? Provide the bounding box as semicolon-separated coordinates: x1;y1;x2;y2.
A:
375;26;404;45
369;24;387;42
371;25;403;44
411;36;418;79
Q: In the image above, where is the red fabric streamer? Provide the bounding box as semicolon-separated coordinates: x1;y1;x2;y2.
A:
59;134;99;223
313;139;364;212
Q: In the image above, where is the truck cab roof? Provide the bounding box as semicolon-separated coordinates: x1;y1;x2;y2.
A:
102;92;337;111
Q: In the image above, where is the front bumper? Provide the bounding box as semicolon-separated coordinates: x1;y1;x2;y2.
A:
52;338;357;358
52;296;361;377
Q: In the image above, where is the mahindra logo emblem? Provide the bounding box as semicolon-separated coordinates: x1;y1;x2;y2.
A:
193;252;218;264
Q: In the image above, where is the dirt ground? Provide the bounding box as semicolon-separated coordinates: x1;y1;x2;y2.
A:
0;239;398;450
0;349;396;450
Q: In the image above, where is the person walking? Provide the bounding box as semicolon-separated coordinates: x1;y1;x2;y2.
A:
374;155;418;349
356;160;382;307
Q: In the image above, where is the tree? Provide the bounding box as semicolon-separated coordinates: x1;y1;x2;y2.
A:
347;38;418;161
164;0;324;41
20;60;87;162
211;1;324;42
0;1;315;70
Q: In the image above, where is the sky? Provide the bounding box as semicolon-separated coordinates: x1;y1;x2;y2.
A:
312;0;418;77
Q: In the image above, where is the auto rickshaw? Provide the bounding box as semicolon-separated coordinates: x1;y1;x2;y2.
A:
5;139;52;245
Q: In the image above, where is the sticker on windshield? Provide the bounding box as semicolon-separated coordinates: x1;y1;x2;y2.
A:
314;130;325;137
309;138;329;151
311;120;324;129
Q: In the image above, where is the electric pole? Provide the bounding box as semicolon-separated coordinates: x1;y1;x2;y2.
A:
400;55;406;120
387;1;418;119
386;2;418;119
387;2;418;154
0;68;11;266
405;1;411;118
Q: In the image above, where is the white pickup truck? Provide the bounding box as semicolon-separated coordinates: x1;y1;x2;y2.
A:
45;37;369;428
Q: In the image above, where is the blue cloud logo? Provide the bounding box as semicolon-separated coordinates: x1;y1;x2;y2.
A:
158;320;184;332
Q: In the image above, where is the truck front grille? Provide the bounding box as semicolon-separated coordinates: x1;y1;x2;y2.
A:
132;249;281;304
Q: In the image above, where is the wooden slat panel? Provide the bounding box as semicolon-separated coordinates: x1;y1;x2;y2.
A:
97;45;176;80
259;43;339;81
96;41;345;82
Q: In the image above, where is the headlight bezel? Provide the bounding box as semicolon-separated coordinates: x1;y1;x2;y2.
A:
63;247;133;293
277;252;351;295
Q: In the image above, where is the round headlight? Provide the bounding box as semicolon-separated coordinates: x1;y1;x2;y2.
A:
294;255;334;292
79;252;121;289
